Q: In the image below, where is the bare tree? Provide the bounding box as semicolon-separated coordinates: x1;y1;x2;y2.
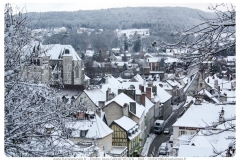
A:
4;4;95;157
153;4;235;77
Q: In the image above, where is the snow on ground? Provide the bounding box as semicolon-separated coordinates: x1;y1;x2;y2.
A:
117;29;149;38
141;133;156;157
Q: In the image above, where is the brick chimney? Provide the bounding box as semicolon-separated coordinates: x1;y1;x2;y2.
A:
106;88;111;101
141;92;146;107
218;86;220;92
148;82;153;87
146;87;151;100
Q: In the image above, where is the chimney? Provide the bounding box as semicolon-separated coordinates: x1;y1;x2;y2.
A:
106;88;111;101
148;82;153;87
105;76;108;84
146;87;151;100
218;86;220;92
159;84;163;88
164;73;168;80
141;92;146;107
141;85;144;92
214;80;218;89
221;107;224;116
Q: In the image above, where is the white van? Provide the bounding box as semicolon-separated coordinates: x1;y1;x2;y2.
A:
154;120;165;134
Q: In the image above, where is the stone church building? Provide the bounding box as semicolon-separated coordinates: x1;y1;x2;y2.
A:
22;44;84;86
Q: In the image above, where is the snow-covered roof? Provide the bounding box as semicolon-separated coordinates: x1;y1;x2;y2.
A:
147;57;160;63
189;130;235;156
166;48;187;54
105;93;145;119
115;56;122;60
65;114;113;139
113;116;141;140
149;71;164;74
109;146;128;156
154;81;173;90
41;44;81;61
205;74;236;102
100;75;121;95
166;80;177;87
226;56;236;62
173;103;235;129
86;50;94;57
84;88;106;106
153;81;172;103
113;116;137;131
144;96;154;115
182;76;190;85
198;89;219;103
120;53;131;57
144;53;153;58
112;48;120;51
164;57;182;63
118;82;142;94
112;61;128;67
131;74;144;84
117;29;149;38
202;60;212;64
173;80;184;89
84;74;91;81
92;61;101;67
178;145;214;157
152;82;172;103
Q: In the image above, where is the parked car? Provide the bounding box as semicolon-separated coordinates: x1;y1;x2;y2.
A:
169;135;173;143
159;149;167;155
164;128;170;134
159;142;168;155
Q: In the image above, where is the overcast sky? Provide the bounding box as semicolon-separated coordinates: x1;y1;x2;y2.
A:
8;0;234;13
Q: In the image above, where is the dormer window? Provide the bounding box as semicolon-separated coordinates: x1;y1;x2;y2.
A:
80;130;87;137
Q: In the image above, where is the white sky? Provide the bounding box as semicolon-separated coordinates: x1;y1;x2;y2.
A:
5;0;235;13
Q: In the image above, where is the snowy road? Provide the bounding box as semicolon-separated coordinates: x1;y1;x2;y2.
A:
147;102;185;157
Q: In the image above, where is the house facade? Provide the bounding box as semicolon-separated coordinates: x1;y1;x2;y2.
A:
110;116;141;157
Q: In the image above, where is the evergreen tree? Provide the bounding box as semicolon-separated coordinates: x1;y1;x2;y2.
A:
133;36;141;53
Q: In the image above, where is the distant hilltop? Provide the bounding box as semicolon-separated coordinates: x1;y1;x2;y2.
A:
24;7;215;31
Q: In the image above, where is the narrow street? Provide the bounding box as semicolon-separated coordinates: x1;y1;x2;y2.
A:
147;102;185;157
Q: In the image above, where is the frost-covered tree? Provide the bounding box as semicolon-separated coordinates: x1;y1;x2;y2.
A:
4;4;95;157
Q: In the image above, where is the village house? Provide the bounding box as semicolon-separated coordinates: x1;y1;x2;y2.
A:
102;93;145;146
75;87;106;112
205;73;236;104
129;74;172;121
177;130;235;157
65;112;114;153
117;81;155;144
172;101;235;154
166;79;185;104
110;116;141;157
